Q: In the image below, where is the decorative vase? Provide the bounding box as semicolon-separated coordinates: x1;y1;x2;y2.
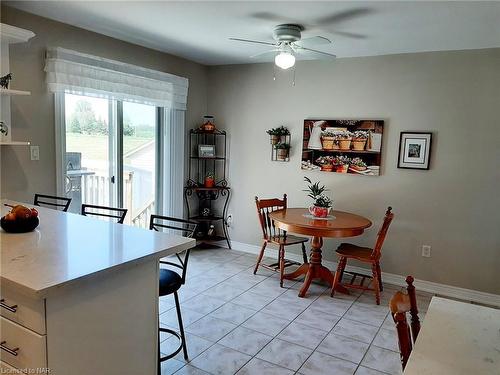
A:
351;138;367;151
308;206;331;218
321;136;335;150
339;138;352;151
204;177;215;188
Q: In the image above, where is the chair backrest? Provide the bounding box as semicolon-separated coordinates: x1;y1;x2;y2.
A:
389;276;420;370
371;206;394;259
255;194;287;240
34;194;72;212
81;204;128;224
149;214;198;284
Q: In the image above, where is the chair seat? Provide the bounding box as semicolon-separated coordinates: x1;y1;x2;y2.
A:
268;235;308;245
336;243;374;260
159;269;182;296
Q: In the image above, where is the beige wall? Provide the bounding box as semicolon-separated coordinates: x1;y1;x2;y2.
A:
207;49;500;294
0;6;207;201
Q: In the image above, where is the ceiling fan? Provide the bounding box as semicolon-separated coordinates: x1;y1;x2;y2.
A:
230;24;336;70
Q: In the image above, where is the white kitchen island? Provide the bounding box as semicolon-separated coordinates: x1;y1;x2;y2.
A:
0;200;195;375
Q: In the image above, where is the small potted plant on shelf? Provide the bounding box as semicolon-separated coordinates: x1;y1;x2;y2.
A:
321;131;335;150
274;142;291;161
204;172;215;187
316;156;334;172
267;126;290;145
303;177;333;218
338;131;353;151
352;131;368;151
332;155;350;173
350;157;367;171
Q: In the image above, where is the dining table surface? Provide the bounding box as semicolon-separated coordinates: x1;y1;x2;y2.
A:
269;208;372;297
404;296;500;375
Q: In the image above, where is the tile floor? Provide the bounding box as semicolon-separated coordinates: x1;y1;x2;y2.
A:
158;246;433;375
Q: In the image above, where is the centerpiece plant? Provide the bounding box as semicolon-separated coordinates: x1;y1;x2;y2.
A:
303;177;333;218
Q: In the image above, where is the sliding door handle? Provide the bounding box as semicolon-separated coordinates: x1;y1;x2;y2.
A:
0;341;19;356
0;299;18;313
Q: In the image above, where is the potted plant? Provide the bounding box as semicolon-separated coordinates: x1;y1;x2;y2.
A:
350;157;367;171
332;155;350;173
303;177;333;218
316;156;334;172
338;131;353;151
274;142;291;161
321;130;335;150
352;131;368;151
204;172;215;187
267;126;290;145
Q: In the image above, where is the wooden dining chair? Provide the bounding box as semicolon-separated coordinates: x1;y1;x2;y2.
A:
390;276;421;370
149;215;197;372
254;194;309;287
331;207;394;304
34;194;72;212
81;204;128;224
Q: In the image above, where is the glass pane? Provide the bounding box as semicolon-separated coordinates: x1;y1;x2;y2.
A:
65;93;112;214
122;102;156;228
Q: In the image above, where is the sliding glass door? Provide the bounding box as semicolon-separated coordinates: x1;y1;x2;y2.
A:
63;93;159;227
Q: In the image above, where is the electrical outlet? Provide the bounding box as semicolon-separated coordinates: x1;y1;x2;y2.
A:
422;245;431;258
30;146;40;161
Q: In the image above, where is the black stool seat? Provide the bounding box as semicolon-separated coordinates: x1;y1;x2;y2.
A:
159;269;182;296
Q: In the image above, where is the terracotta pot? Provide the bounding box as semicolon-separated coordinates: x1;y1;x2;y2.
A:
204;177;215;188
336;164;349;173
276;148;288;161
270;135;280;145
339;139;352;150
321;136;335;150
320;164;334;172
308;206;331;218
351;138;367;151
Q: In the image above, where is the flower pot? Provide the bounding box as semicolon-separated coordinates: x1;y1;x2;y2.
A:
339;138;352;151
321;136;335;150
351;138;367;151
270;135;280;145
276;148;288;161
204;177;215;188
336;164;349;173
308;205;331;218
320;164;334;172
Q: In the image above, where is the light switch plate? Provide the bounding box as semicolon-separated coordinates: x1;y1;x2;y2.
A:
30;145;40;161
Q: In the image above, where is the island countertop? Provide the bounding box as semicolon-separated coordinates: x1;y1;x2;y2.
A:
0;200;195;297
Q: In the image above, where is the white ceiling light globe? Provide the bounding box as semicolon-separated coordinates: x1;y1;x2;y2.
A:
275;52;296;70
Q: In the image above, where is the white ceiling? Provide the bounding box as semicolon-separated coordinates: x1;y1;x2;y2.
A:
5;1;500;65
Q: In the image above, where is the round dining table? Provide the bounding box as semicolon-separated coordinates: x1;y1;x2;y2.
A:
269;208;372;297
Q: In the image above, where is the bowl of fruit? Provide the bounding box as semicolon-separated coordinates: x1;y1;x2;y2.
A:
1;204;39;233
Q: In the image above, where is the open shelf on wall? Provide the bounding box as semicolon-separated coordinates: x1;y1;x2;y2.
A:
0;88;31;96
304;148;380;154
0;141;30;146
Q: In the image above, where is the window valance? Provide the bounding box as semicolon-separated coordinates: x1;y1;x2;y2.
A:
45;47;189;110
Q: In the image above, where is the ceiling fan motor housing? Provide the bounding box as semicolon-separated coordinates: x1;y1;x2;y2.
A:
273;24;304;43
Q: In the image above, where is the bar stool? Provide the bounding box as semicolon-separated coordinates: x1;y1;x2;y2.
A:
150;215;197;374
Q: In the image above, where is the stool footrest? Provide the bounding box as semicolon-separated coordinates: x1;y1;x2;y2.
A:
159;327;183;361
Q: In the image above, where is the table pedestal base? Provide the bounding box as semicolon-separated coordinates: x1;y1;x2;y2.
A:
283;236;349;298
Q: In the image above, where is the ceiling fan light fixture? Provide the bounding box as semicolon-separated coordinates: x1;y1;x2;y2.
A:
275;51;295;70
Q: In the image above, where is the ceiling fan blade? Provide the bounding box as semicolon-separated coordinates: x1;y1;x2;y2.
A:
315;7;373;26
250;50;279;59
229;38;276;47
294;45;337;59
295;36;332;48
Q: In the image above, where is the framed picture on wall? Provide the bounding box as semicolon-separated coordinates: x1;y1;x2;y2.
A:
398;132;432;169
198;144;215;158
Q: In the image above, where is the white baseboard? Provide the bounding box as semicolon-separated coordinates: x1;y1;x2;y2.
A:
230;240;500;308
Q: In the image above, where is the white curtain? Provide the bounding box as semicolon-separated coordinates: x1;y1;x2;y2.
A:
162;109;185;218
45;47;188;109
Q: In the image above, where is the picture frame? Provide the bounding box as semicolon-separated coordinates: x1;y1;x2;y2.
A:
198;144;215;158
398;132;432;170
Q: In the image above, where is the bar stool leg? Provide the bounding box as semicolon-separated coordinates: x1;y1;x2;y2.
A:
174;291;188;360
